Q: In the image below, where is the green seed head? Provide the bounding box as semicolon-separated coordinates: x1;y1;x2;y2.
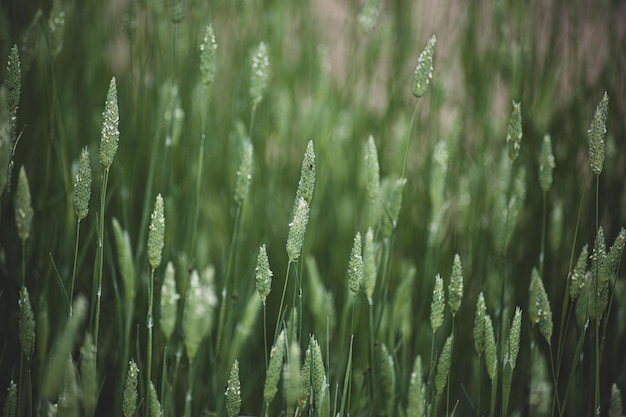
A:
148;194;165;270
357;0;379;34
283;342;302;413
264;329;286;405
183;269;217;361
569;244;588;301
539;134;556;192
148;381;161;417
19;286;36;358
435;334;454;399
99;77;119;168
3;380;17;417
5;45;21;143
448;254;464;317
170;0;183;23
587;91;608;177
377;343;395;416
365;135;380;202
507;307;522;369
348;231;363;295
47;0;65;58
297;140;316;204
310;336;325;410
255;244;273;304
234;139;254;205
407;355;424;417
15;166;33;242
80;334;97;417
484;313;497;380
506;101;522;161
430;274;445;333
610;383;624;417
0;87;11;196
286;197;310;262
226;360;242;417
412;35;436;98
606;228;626;277
250;41;270;109
58;355;79;417
122;360;139;417
474;292;487;356
199;24;218;87
363;227;377;302
73;147;92;220
530;268;553;344
590;227;609;321
112;218;135;307
160;261;179;340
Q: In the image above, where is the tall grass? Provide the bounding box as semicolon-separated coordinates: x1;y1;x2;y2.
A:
1;1;625;416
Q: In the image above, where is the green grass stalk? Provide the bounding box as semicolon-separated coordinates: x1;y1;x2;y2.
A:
69;220;82;313
146;266;155;417
401;101;419;179
594;175;600;416
274;261;292;343
93;166;110;347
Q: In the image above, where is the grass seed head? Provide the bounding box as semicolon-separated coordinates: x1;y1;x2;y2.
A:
365;135;380;202
5;45;21;144
297;140;316;204
250;41;270;109
430;274;445;333
73;147;92;220
160;261;178;340
530;268;553;344
226;360;241;417
412;35;436;98
473;292;487;356
507;307;522;369
122;360;139;417
283;342;302;414
148;381;161;417
99;77;119;168
507;101;522;161
358;0;379;34
170;0;183;23
58;356;79;417
348;231;363;295
539;134;556;192
606;228;626;277
199;24;218;87
448;254;464;316
377;343;395;416
148;194;165;270
587;91;608;177
15;166;33;243
286;197;310;262
234;139;254;205
0;87;11;196
112;218;135;306
19;286;35;358
363;228;377;302
569;244;588;301
484;313;497;380
264;329;286;405
610;383;624;417
435;334;454;399
255;244;273;304
407;355;424;417
183;268;217;361
2;380;17;417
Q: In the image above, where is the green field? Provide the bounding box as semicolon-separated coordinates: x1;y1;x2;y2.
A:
1;1;625;416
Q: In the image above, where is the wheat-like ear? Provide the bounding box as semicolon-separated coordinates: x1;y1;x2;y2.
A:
529;268;553;345
199;24;217;87
365;136;380;202
588;91;608;177
363;228;377;302
148;380;161;417
483;313;497;381
15;166;33;243
147;194;165;270
99;77;119;169
407;355;424;417
412;35;436;98
255;244;273;304
47;0;65;57
58;355;79;417
18;286;35;358
226;359;242;417
264;329;286;405
358;0;379;34
348;231;363;295
473;292;486;357
435;334;454;399
448;254;464;317
609;383;624;417
2;380;17;417
506;101;522;161
122;360;139;417
286;197;310;262
159;261;179;341
430;274;445;333
234;139;254;205
73;147;92;220
539;134;556;192
250;41;270;109
297;140;316;204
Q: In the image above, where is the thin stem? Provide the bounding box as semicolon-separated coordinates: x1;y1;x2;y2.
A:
263;303;268;369
488;371;497;417
401;101;420;179
274;261;292;342
368;300;376;412
21;241;25;287
161;343;170;417
559;322;587;415
540;191;547;276
94;167;110;348
146;267;155;417
70;219;81;315
594;175;600;416
190;91;208;259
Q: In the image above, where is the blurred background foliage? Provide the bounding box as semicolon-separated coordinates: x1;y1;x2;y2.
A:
1;0;625;415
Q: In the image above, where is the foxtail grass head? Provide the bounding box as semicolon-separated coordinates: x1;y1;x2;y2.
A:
3;380;17;417
183;268;217;361
250;41;270;109
286;197;310;262
47;0;65;58
297;140;316;204
483;313;497;380
407;356;425;417
264;329;286;405
234;139;253;205
587;91;608;177
170;0;183;23
226;360;241;417
19;286;35;358
99;77;119;168
473;292;487;357
358;0;379;34
610;383;624;417
15;166;33;243
160;261;179;340
5;45;21;144
255;244;273;304
569;244;588;301
412;35;436;98
122;360;139;417
148;194;165;270
430;274;445;333
73;147;92;221
200;24;218;87
448;254;463;317
529;268;553;344
362;227;377;302
365;135;380;202
148;381;161;417
506;307;522;369
348;231;363;296
539;134;555;192
506;101;522;161
435;334;454;399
